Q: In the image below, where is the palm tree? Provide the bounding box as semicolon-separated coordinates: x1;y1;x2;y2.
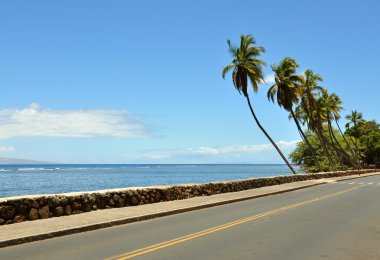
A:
345;110;364;138
319;91;360;169
326;93;361;168
345;110;364;151
222;35;297;174
268;57;321;171
299;70;336;170
329;95;354;149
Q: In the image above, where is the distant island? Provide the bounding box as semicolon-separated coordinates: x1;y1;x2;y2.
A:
0;157;55;165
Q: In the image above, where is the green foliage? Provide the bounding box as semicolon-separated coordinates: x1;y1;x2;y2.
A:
289;131;330;172
222;34;266;97
356;120;380;164
267;57;302;111
289;127;359;172
291;119;380;172
345;110;364;138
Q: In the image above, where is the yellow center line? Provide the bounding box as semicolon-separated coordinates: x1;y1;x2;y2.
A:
105;186;360;260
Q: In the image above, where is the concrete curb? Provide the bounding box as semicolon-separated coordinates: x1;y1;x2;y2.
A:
1;172;379;248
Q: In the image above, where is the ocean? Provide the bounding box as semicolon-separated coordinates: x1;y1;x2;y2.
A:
0;164;296;198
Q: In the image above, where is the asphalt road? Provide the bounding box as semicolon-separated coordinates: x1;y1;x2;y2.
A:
1;174;380;260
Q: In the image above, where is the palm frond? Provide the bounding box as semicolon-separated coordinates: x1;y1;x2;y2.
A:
222;64;235;79
222;34;266;97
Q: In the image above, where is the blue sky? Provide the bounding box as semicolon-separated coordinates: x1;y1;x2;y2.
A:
0;0;379;163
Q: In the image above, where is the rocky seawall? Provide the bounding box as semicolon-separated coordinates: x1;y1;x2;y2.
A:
0;169;377;226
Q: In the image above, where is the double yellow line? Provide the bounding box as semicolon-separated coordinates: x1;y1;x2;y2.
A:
106;186;359;260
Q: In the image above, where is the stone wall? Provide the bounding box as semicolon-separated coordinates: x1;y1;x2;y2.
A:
0;169;377;226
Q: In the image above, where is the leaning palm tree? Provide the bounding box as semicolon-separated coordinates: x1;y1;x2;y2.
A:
319;91;360;169
222;35;297;174
326;93;361;167
299;70;336;170
329;94;353;149
267;57;321;171
345;110;364;151
345;110;364;138
313;93;341;169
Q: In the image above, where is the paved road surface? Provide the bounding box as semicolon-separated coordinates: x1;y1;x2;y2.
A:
1;174;380;260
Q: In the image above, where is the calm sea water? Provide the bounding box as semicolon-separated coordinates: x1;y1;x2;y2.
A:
0;164;297;198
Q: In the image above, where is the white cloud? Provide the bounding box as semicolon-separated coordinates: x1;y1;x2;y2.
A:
184;140;299;156
264;73;275;85
0;104;150;139
0;146;15;152
123;140;300;162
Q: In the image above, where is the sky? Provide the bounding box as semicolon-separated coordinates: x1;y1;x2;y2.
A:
0;0;379;164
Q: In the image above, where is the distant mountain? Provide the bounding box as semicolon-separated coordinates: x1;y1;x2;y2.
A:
0;157;55;165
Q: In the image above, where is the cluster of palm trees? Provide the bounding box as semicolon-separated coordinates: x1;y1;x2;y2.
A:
222;34;361;174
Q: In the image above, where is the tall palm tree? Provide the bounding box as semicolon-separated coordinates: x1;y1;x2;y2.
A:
345;110;364;138
345;110;364;151
319;91;360;169
268;57;321;171
299;70;336;170
329;94;353;147
222;35;297;175
313;93;342;168
326;93;361;167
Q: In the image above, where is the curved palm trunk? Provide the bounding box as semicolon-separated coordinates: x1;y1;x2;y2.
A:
290;108;322;172
246;96;297;175
324;136;355;169
349;134;360;151
327;122;356;169
336;119;360;162
316;128;336;171
327;123;348;168
326;127;345;166
333;120;362;169
326;124;360;169
300;100;335;171
325;130;345;167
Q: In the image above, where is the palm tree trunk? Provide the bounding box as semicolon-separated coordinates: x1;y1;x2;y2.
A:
246;96;297;175
326;126;345;166
327;123;350;168
290;108;322;172
353;122;358;138
349;134;360;151
325;125;359;169
333;120;362;169
300;99;334;171
316;128;336;171
324;136;355;169
336;119;360;162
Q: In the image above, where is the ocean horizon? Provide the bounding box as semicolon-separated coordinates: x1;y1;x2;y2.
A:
0;164;299;198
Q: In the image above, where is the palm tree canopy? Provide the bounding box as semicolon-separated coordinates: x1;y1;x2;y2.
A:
291;105;308;125
298;69;325;132
222;34;266;97
299;70;324;105
310;91;344;133
267;57;302;111
345;110;364;129
320;92;343;122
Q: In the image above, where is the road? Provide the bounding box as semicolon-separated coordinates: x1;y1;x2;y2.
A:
1;174;380;259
